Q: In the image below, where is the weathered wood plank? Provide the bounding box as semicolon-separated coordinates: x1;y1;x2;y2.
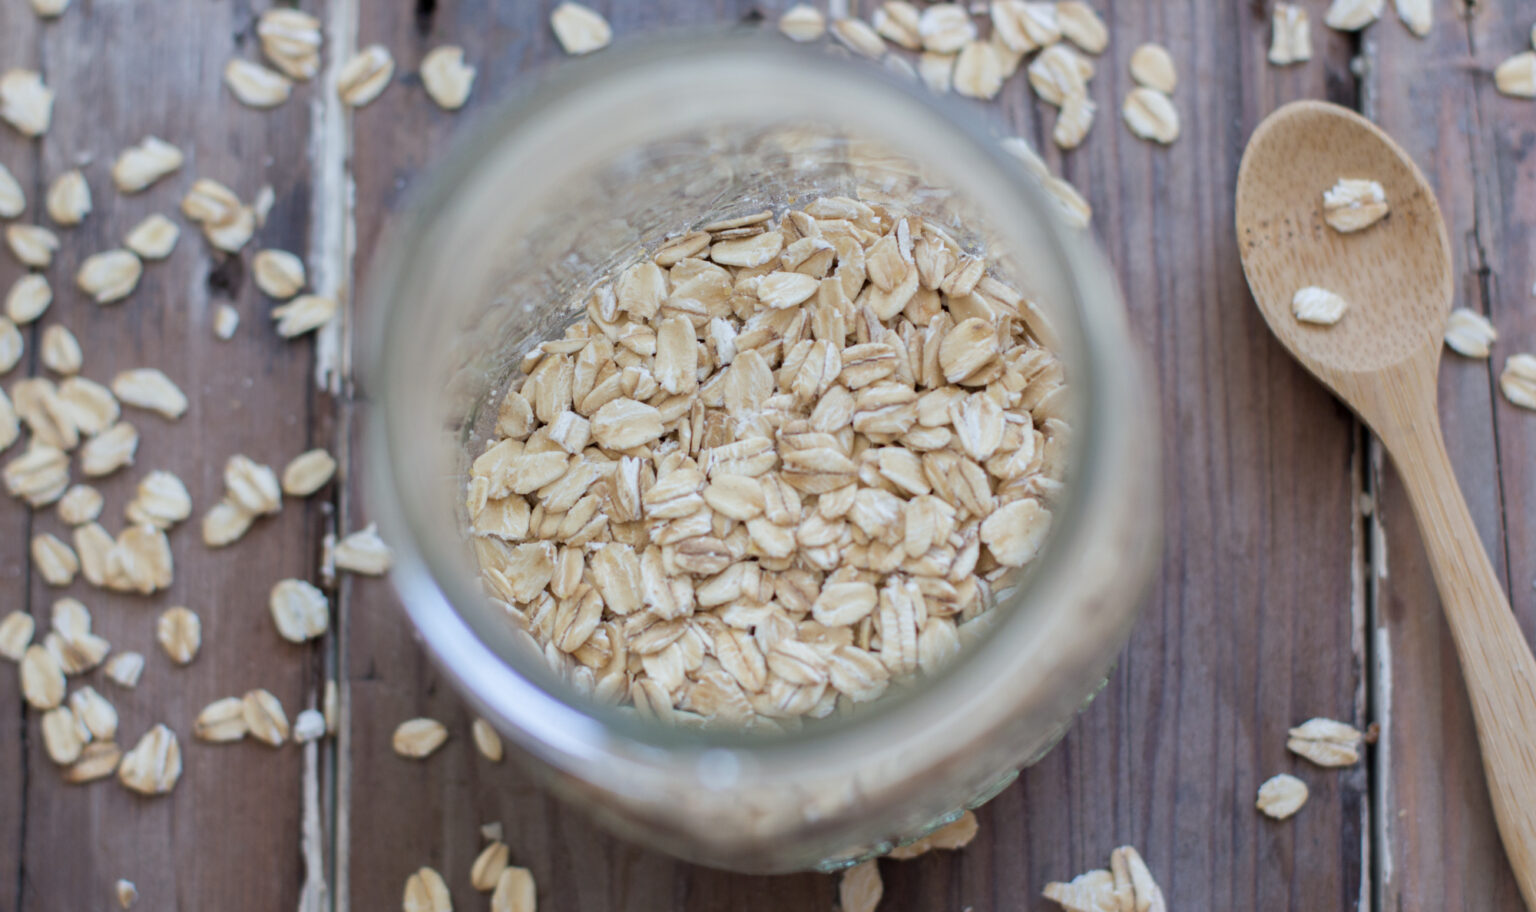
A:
1369;3;1536;908
0;10;43;911
2;1;328;909
1020;2;1369;909
338;1;1372;910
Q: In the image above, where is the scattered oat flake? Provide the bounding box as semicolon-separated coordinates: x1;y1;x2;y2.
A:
115;879;137;909
126;469;193;529
1043;869;1116;912
887;810;979;858
1292;286;1348;325
118;724;181;795
840;861;883;912
873;2;921;50
253;249;307;299
7;224;60;268
6;274;52;324
1122;87;1180;144
225;58;293;108
551;3;612;55
918;51;956;92
1323;178;1388;232
283;448;337;496
123;214;179;260
491;867;536;912
1129;43;1177;93
471;841;510;891
61;739;118;783
919;4;976;54
194;696;249;742
41;705;85;765
32;532;77;586
1053;94;1096;149
393;717;449;759
0;610;34;660
71;686;117;740
202;497;256;547
274;294;338;337
1287;716;1363;767
338;45;395;107
1444;308;1497;358
40;324;81;375
81;421;139;477
1325;0;1384;31
1055;1;1108;53
182;178;242;225
779;4;827;41
830;17;888;58
1500;353;1536;410
57;484;102;524
294;707;326;742
258;8;323;80
112;368;188;419
1495;52;1536;99
45;170;91;227
1269;4;1312;64
214;303;240;341
203;205;255;253
77;250;143;304
21;644;65;709
243;688;290;746
1395;0;1431;36
0;317;21;373
953;40;1005;98
29;0;68;18
0;69;54;137
226;454;283;514
335;524;394;575
112;136;184;194
270;578;329;643
472;717;504;762
1256;772;1309;819
404;867;453;912
104;651;144;688
157;606;200;665
0;162;23;217
421;45;476;110
1109;846;1165;912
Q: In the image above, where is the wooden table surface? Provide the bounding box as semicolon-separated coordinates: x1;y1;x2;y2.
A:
2;1;1533;909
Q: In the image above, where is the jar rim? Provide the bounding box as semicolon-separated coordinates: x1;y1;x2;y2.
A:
362;33;1154;782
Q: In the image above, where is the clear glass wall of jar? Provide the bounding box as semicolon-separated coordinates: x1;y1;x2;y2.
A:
362;35;1160;874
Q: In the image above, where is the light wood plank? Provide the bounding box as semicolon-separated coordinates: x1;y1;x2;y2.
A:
3;1;330;908
1369;2;1536;908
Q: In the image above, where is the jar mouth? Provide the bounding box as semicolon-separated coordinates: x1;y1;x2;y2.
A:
362;34;1148;766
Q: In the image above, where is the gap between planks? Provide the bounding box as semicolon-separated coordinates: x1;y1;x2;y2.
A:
306;0;360;907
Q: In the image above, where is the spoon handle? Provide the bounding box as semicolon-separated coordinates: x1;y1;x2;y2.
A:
1394;416;1536;909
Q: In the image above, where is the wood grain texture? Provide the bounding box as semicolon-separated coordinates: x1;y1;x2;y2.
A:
1;1;330;910
340;2;1369;910
0;10;42;912
1368;2;1536;908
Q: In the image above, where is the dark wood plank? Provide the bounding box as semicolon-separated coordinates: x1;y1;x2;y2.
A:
340;1;1372;910
1011;2;1370;909
0;10;44;912
1369;3;1536;909
4;1;329;909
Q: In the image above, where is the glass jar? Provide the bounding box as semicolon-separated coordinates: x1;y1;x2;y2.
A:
363;35;1158;874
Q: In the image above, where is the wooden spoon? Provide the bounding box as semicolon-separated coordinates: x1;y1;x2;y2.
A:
1236;99;1536;907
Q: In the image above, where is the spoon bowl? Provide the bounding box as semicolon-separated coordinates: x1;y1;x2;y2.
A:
1237;100;1452;385
1237;100;1536;911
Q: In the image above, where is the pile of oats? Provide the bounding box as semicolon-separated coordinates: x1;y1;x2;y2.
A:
468;198;1069;728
